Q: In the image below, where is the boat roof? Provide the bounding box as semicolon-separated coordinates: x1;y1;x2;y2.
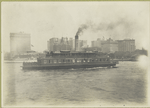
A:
52;51;95;54
38;57;108;60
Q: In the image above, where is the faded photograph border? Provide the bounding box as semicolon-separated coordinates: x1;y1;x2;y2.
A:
1;1;150;108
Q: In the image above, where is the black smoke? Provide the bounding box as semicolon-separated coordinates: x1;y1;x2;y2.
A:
76;24;89;36
76;17;139;40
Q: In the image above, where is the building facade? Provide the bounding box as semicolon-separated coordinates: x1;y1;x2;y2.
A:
47;38;60;52
78;40;87;51
47;37;87;52
68;38;74;51
101;38;118;53
91;41;97;47
47;38;61;52
117;39;135;52
91;38;103;48
47;37;74;52
10;32;31;55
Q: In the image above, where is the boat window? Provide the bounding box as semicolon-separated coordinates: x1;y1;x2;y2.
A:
50;60;53;63
81;59;83;63
75;59;77;63
58;59;61;63
92;59;94;62
72;59;75;63
68;59;70;62
77;59;81;63
62;59;65;63
83;59;86;62
86;59;88;62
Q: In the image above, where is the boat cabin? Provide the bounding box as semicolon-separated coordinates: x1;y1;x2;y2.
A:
37;57;110;65
46;50;100;58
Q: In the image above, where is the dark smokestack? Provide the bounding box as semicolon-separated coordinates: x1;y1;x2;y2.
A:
75;24;88;51
75;35;78;51
75;35;78;39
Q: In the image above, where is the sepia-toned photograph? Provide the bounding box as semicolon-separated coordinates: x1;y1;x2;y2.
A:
1;1;149;107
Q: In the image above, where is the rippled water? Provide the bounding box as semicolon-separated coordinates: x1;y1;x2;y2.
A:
2;61;148;107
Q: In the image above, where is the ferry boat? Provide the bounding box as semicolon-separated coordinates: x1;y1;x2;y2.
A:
22;50;119;70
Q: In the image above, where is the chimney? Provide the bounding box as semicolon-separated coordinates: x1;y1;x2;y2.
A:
75;35;78;51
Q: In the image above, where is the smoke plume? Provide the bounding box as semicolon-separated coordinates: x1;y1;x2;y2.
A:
76;18;140;40
76;24;89;36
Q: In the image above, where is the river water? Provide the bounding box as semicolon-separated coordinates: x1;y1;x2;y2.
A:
2;61;148;107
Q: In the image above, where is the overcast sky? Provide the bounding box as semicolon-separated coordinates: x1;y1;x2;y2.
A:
2;2;149;52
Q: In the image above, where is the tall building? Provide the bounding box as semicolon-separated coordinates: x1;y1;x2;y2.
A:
91;38;103;48
68;38;74;51
117;39;135;52
60;37;72;51
47;37;74;52
101;39;118;53
47;38;61;52
96;38;102;48
10;32;31;55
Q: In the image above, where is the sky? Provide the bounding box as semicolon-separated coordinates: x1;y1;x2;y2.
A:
1;2;150;52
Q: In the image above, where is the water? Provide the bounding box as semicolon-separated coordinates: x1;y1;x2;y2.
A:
2;61;148;107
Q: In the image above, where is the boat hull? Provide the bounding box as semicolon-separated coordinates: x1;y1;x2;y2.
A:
22;62;117;70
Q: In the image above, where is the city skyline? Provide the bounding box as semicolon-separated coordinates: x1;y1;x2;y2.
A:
47;36;136;53
8;31;137;53
2;2;149;52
